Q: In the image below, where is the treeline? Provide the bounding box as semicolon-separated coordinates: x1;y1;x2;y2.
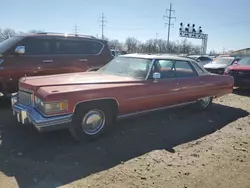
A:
107;37;204;54
0;28;43;39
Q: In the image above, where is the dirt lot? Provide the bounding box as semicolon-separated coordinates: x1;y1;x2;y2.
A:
0;90;250;188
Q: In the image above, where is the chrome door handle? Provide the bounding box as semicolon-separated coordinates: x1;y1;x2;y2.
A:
42;60;53;63
79;59;88;62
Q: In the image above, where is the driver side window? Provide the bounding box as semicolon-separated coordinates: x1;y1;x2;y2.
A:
151;60;175;79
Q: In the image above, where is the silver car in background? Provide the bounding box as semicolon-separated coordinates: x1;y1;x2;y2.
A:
204;56;240;74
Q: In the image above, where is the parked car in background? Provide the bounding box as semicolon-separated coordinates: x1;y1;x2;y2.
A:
186;55;212;67
11;54;234;141
0;32;113;97
204;56;240;74
111;49;126;57
224;56;250;89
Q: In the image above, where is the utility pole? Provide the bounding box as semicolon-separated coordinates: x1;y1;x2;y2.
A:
73;24;79;35
164;3;176;51
99;13;107;39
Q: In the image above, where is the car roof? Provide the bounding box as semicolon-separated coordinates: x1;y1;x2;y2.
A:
120;53;196;62
15;32;106;42
215;56;235;60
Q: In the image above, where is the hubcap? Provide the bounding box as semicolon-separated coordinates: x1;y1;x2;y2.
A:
81;110;105;135
200;97;211;107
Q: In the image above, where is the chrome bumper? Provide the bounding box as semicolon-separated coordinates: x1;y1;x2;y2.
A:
11;96;73;132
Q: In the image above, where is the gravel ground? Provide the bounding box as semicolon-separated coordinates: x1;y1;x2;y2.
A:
0;89;250;188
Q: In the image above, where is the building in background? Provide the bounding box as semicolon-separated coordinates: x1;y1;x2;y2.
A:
231;48;250;56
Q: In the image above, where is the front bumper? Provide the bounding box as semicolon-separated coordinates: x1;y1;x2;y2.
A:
11;96;73;132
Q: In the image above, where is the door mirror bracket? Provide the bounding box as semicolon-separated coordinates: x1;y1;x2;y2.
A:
153;72;161;83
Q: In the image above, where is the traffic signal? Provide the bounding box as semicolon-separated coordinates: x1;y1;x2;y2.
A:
179;22;183;31
199;26;203;33
192;24;196;33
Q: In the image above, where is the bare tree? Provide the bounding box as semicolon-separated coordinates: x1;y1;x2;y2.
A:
108;39;124;50
29;29;44;34
0;28;16;39
125;37;139;53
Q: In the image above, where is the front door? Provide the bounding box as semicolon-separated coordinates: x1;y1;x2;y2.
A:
2;36;55;92
119;59;181;115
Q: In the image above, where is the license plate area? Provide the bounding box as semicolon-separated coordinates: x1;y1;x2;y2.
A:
13;110;29;124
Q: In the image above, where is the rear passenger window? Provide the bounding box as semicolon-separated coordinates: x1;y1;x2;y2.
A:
23;38;52;55
175;61;197;78
55;39;103;55
191;62;204;73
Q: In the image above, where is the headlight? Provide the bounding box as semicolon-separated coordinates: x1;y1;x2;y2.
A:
35;96;68;114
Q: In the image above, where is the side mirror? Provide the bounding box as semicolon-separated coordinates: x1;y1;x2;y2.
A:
153;72;161;82
15;46;25;55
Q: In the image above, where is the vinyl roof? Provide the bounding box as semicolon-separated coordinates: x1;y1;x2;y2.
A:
120;53;195;61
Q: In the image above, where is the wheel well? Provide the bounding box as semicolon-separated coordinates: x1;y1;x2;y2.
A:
74;99;119;116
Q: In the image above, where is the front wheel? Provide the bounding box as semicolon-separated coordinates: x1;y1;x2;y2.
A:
69;104;114;142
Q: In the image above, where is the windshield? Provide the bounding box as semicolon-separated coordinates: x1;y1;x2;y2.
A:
98;57;152;79
0;36;22;54
212;58;233;65
238;56;250;65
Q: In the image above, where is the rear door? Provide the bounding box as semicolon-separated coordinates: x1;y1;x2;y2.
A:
2;36;55;92
174;60;204;103
52;37;105;74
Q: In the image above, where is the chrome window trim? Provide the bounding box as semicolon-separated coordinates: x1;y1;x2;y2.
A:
145;59;156;80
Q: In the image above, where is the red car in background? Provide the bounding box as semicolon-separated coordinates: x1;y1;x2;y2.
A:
224;56;250;89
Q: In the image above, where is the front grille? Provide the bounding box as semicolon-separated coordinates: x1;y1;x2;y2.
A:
18;90;34;106
229;70;250;78
205;68;225;75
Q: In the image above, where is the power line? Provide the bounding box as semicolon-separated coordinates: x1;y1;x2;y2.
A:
73;24;79;35
164;3;176;51
99;13;107;39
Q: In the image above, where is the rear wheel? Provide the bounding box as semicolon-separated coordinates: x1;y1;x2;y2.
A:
197;96;212;109
69;103;114;142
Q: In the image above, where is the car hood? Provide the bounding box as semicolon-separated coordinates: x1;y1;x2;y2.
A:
19;72;138;90
204;63;228;69
228;64;250;71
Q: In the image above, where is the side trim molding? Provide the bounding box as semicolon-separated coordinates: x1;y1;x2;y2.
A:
117;101;196;120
